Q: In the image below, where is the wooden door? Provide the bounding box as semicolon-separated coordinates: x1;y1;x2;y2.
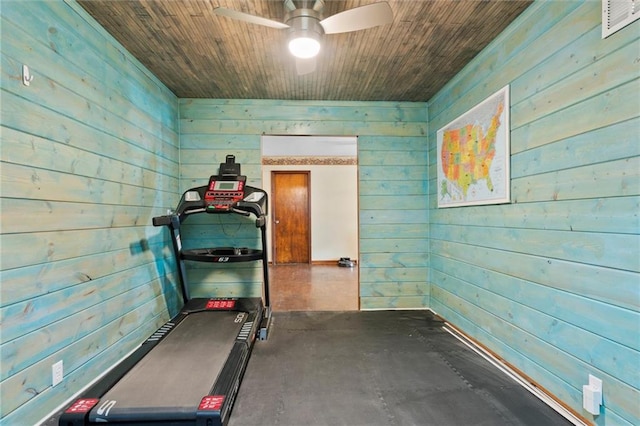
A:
272;171;311;264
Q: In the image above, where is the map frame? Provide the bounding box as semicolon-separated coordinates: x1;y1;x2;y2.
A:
436;85;511;208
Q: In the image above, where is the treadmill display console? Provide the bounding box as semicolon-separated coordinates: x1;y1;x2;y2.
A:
204;176;246;212
206;299;237;310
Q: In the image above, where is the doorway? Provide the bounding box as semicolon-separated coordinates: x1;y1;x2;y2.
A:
271;171;311;264
261;135;359;311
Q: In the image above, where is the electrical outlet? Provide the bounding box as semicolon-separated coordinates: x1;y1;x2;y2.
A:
52;360;64;386
582;374;602;415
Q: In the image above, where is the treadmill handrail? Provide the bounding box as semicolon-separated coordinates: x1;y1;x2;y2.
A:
152;185;267;228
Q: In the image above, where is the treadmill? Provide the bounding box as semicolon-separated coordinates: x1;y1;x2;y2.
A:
59;155;271;426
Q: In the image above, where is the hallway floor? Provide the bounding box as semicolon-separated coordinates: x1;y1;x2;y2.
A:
269;264;359;311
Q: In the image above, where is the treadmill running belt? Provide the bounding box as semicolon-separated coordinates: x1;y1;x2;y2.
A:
89;310;245;422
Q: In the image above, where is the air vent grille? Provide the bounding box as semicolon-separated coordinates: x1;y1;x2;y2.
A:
603;0;639;38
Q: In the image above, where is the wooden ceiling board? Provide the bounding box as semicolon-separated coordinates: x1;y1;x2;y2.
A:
77;0;533;101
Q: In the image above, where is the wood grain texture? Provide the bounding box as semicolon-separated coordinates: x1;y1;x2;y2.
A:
2;1;637;425
427;1;639;424
74;0;532;101
0;1;179;422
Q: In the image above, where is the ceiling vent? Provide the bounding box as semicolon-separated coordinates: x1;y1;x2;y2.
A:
602;0;639;38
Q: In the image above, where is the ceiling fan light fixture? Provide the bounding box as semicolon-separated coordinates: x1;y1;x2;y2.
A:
286;11;323;59
288;36;321;58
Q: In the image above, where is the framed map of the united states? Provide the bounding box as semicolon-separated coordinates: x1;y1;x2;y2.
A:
437;85;510;208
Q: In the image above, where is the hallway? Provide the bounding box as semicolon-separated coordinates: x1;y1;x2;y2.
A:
269;264;359;311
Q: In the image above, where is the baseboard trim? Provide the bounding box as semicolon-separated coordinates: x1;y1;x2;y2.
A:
441;321;588;426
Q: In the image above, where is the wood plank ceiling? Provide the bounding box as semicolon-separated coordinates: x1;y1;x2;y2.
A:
77;0;533;101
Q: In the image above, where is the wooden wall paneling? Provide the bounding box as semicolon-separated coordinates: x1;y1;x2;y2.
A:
2;231;168;284
0;236;167;306
181;224;265;246
360;282;428;298
359;195;426;211
431;239;639;313
360;296;429;310
359;224;429;239
0;200;158;236
430;223;638;272
44;1;178;127
429;291;636;426
428;1;584;121
359;135;427;152
358;129;429;308
360;209;429;225
180;118;426;138
3;280;168;403
187;268;265;299
179;149;261;167
511;41;640;130
430;254;638;352
511;79;639;154
510;18;640;111
427;1;639;422
180;99;429;308
1;127;179;196
180;100;428;123
1;162;157;206
1;93;178;184
1;14;178;157
433;259;639;369
512;157;639;204
433;282;640;424
358;150;428;166
359;264;427;283
360;238;427;255
179;133;261;150
511;118;640;179
360;253;429;269
1;0;179;422
1;262;163;342
359;165;427;182
180;169;263;189
358;179;428;197
1;288;167;416
430;196;640;235
1;226;150;271
1;273;166;380
1;297;168;425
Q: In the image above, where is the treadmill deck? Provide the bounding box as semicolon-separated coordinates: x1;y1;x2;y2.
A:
89;310;245;422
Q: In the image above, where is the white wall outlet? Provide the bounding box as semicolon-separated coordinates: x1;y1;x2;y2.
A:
52;360;64;386
582;374;603;415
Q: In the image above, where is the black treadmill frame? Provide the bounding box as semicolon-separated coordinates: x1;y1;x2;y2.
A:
58;163;270;426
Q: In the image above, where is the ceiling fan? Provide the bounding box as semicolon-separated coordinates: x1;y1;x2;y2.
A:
213;0;393;75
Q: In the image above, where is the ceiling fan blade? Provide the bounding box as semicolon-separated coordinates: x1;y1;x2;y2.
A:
319;2;393;34
213;7;289;29
296;57;317;75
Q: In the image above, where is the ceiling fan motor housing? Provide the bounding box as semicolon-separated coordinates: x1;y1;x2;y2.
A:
286;8;324;43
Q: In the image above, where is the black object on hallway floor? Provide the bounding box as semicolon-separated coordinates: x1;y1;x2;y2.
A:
230;310;573;426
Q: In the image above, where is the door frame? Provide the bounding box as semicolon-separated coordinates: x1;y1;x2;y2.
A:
271;170;311;265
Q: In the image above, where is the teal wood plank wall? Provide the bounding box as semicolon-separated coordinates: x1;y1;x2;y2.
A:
179;99;429;309
2;0;637;424
427;2;639;424
0;1;180;423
